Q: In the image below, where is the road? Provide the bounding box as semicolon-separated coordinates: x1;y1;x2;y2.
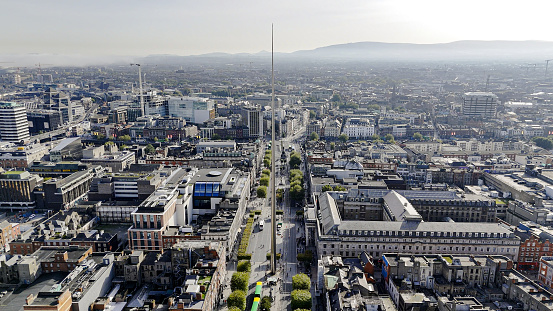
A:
219;126;306;311
30;103;98;141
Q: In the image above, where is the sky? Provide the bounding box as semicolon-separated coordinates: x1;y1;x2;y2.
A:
1;0;553;57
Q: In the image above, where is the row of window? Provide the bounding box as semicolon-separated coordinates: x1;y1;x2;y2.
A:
340;229;509;238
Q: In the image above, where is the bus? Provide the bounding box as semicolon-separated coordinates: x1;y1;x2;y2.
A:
251;297;260;311
259;220;264;231
254;282;262;298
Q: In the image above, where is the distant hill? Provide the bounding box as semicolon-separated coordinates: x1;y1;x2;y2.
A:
290;40;553;61
142;40;553;64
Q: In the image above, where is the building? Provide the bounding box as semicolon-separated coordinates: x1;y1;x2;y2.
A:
23;290;73;311
0;102;30;142
49;137;83;162
36;246;93;273
167;96;215;124
538;256;553;289
314;191;520;260
0;171;42;210
243;106;263;137
81;145;135;172
27;110;62;134
324;119;342;138
0;143;51;169
42;167;99;210
462;92;498;118
342;118;375;138
128;168;193;251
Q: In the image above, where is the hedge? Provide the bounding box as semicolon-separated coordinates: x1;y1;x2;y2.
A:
237;216;254;259
237;260;251;273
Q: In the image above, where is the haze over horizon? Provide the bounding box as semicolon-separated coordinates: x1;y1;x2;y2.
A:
2;0;553;59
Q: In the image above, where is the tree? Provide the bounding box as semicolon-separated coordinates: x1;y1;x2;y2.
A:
228;307;242;311
94;133;106;140
371;134;380;141
292;274;311;290
291;290;312;310
105;141;115;146
212;133;221;140
333;185;346;191
413;132;423;141
309;110;316;119
262;169;271;176
532;137;553;150
385;134;395;143
118;134;131;141
330;142;335;150
331;94;341;102
260;176;270;187
290;184;304;201
231;272;249;292
289;151;302;169
237;260;251;273
338;134;349;143
145;144;155;154
297;250;313;263
257;186;267;198
227;291;246;311
263;158;271;168
276;188;284;202
321;185;333;192
260;296;272;311
310;132;319;141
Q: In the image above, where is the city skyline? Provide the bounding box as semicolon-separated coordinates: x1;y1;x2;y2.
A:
2;0;553;58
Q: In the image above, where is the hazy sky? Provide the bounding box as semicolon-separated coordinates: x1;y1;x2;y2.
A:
2;0;553;56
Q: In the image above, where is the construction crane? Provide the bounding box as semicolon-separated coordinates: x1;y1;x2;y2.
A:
546;59;553;77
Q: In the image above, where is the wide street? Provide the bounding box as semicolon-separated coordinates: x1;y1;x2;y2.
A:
219;126;307;311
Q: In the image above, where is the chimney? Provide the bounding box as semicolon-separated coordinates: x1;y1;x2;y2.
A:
25;294;35;305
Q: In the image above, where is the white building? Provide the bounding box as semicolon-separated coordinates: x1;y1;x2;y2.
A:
168;96;215;124
324;119;342;138
462;92;498;118
0;102;30;142
342;118;375;138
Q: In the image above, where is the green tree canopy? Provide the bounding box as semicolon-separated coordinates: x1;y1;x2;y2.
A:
321;185;333;192
289;151;302;169
532;137;553;150
310;132;319;141
227;291;246;311
145;144;155;154
237;260;251;273
260;296;272;311
330;142;335;150
292;274;311;290
413;132;423;141
333;185;346;191
260;176;270;187
257;186;267;198
384;134;395;143
262;169;271;175
338;134;349;143
371;134;380;141
118;134;131;141
291;290;312;310
230;272;249;292
309;110;316;119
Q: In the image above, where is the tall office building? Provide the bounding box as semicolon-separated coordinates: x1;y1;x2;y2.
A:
462;92;498;118
0;102;30;142
243;106;263;137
